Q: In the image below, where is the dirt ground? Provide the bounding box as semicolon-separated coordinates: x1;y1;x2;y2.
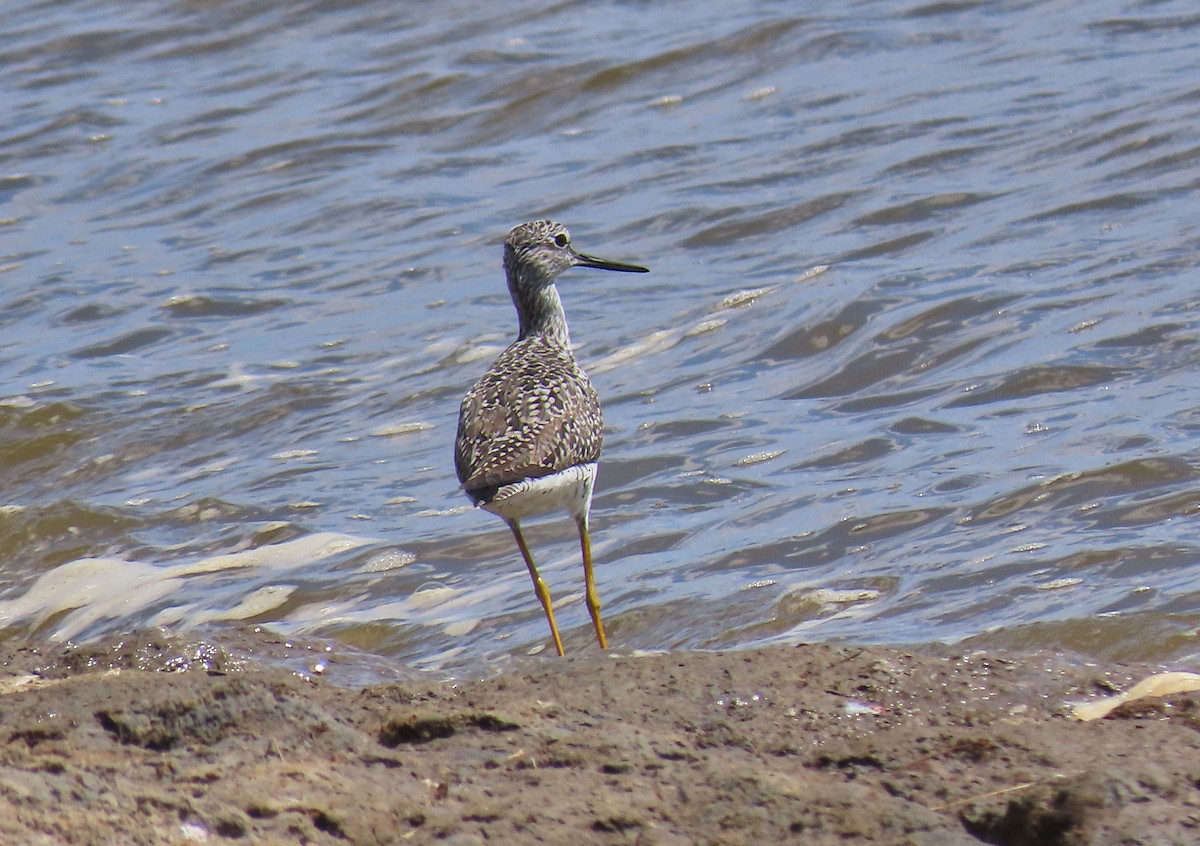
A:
0;630;1198;845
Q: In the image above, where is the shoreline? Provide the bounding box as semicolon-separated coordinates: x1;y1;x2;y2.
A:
1;630;1198;844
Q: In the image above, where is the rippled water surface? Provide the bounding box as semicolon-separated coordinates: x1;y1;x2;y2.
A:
4;0;1200;673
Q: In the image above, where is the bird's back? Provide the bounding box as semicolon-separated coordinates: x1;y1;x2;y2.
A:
455;336;603;502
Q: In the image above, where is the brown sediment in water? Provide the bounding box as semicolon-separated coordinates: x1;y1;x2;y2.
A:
0;630;1197;845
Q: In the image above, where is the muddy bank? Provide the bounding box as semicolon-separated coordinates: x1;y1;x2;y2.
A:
1;631;1198;844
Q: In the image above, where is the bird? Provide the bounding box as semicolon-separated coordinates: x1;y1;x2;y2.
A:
454;220;648;656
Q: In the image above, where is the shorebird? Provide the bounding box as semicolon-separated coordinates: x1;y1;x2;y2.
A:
454;220;648;655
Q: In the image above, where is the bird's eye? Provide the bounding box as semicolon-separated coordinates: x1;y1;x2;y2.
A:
553;232;569;247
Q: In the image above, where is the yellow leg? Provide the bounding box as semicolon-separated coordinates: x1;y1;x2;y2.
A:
508;520;565;656
577;514;608;649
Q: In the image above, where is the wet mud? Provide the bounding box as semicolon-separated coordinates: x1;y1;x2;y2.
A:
1;631;1197;844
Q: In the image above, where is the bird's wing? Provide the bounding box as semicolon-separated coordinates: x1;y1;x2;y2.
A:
455;341;602;494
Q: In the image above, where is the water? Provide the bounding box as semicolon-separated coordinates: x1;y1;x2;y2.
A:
4;0;1200;674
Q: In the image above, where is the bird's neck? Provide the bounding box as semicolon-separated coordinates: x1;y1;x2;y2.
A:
510;275;570;344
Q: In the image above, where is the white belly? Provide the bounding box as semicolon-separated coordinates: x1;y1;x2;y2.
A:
478;463;597;522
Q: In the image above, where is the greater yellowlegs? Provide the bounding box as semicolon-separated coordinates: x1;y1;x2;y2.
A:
454;220;648;655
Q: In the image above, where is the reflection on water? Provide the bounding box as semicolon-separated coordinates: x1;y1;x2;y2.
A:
3;0;1200;673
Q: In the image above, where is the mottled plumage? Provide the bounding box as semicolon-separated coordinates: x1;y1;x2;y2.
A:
454;219;647;655
455;335;602;502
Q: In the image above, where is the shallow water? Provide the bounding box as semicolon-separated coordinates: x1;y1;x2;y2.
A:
3;0;1200;674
